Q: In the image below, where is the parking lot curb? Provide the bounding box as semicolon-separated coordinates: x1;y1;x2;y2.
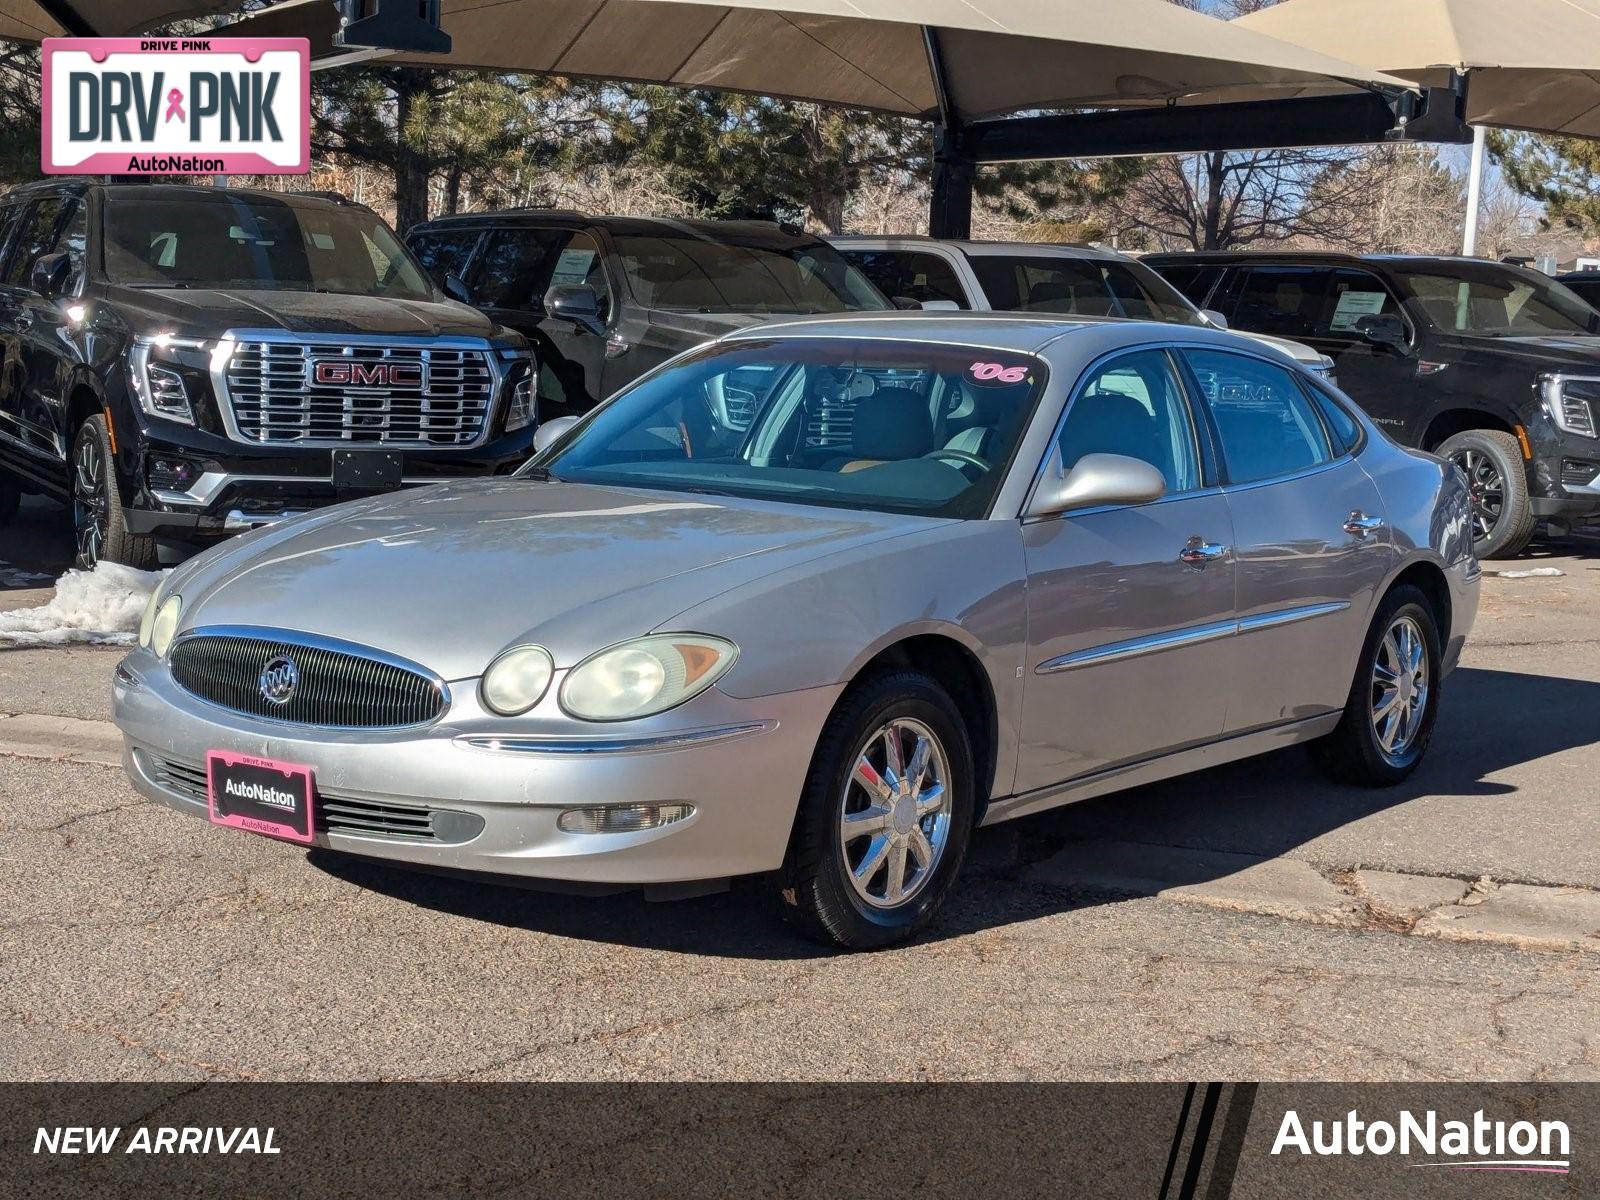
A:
0;712;123;768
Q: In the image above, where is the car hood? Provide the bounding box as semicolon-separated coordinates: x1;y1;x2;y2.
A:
173;480;940;680
103;286;512;342
1434;332;1600;368
1237;330;1326;367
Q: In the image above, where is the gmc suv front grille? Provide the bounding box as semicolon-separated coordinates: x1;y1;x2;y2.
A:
223;341;494;446
169;631;448;729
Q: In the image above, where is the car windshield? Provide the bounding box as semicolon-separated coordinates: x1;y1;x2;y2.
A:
1391;263;1600;337
532;337;1046;519
102;193;435;300
613;233;887;314
968;254;1205;325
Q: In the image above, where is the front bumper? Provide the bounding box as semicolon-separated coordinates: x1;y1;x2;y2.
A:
113;651;839;886
119;420;537;543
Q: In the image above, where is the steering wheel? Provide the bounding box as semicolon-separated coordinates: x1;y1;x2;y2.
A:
922;448;992;474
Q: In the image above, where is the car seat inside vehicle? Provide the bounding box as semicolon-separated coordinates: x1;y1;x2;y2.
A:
834;385;934;473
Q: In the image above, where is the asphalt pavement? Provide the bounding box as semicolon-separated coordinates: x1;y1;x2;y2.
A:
1;497;1596;1080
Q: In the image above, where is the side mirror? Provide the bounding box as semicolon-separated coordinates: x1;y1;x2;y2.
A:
544;284;605;336
440;273;472;304
1200;308;1229;330
532;414;579;455
1358;313;1409;352
1027;451;1167;519
31;252;70;300
919;299;962;312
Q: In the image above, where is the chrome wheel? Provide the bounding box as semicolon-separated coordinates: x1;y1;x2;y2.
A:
838;717;951;910
72;432;107;567
1370;615;1429;761
1450;447;1504;541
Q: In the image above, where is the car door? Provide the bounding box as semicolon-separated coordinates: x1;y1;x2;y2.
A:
1311;267;1418;439
0;194;70;463
471;225;609;420
1016;347;1236;793
1182;347;1393;734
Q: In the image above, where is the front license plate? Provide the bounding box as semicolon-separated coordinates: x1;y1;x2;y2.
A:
332;450;403;490
206;751;316;845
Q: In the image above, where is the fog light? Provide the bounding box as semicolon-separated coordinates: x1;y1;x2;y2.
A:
557;803;694;835
147;455;202;491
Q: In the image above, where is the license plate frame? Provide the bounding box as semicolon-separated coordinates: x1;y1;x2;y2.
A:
332;449;403;491
206;751;316;845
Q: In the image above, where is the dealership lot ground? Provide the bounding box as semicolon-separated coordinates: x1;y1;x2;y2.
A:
2;496;1597;1081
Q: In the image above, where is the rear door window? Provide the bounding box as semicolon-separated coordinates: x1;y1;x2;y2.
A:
406;227;482;282
1185;349;1334;484
840;249;969;308
1220;266;1335;340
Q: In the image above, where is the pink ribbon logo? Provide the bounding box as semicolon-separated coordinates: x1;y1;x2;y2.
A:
164;88;185;123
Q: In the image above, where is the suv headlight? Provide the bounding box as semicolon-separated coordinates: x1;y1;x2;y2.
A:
559;635;737;722
500;350;535;433
1542;375;1598;439
129;334;207;425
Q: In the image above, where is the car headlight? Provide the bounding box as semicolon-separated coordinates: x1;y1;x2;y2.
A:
129;335;206;425
480;644;555;715
148;595;182;658
1542;375;1598;439
559;635;737;722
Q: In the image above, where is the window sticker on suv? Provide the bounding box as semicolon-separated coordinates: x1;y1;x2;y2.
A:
1329;290;1388;332
550;247;598;287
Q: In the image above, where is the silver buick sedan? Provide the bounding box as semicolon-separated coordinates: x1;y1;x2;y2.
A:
114;315;1478;948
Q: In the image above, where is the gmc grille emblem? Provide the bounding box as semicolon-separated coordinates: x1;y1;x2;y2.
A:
311;360;424;388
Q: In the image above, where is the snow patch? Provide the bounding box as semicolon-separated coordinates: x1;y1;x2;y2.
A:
1487;567;1566;579
0;562;168;648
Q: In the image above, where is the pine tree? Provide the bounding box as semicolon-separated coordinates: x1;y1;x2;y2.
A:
1489;131;1600;235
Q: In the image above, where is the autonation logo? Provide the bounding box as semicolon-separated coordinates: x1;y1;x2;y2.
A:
1272;1108;1570;1174
223;778;297;812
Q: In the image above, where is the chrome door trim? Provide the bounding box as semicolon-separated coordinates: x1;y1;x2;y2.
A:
1037;600;1352;674
1235;600;1351;634
1036;617;1237;674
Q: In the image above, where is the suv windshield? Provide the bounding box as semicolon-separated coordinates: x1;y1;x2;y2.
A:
1391;262;1600;337
533;338;1045;519
613;234;886;314
103;193;434;300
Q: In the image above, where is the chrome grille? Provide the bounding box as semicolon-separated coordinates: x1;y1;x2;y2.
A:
143;754;480;843
223;341;494;446
169;632;447;728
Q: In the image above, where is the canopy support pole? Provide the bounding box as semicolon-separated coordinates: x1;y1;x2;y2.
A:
1462;123;1487;257
923;27;973;239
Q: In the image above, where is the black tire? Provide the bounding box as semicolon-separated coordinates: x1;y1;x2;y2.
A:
1312;584;1442;788
1437;429;1535;560
71;416;157;571
777;670;976;950
0;470;19;526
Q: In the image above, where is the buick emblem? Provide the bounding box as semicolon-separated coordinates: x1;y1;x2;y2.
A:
259;656;300;706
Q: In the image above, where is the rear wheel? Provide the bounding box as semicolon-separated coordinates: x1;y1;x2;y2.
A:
1312;584;1442;787
71;416;157;570
1438;429;1535;560
777;670;975;949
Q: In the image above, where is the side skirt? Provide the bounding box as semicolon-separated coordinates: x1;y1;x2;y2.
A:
980;712;1342;828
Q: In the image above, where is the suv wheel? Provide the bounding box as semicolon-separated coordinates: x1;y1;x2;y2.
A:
778;670;975;949
0;471;19;526
1312;584;1442;787
72;416;157;571
1438;429;1535;559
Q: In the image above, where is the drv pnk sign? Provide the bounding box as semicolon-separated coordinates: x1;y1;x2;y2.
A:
42;38;309;175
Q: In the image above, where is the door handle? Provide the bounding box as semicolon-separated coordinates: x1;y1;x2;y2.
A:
1179;537;1229;565
1344;511;1384;537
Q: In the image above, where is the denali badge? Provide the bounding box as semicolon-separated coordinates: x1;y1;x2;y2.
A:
259;656;300;705
311;360;424;388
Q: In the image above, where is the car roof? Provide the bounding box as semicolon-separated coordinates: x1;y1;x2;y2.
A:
0;180;366;215
716;310;1252;357
1142;249;1541;271
412;211;822;246
829;234;1129;263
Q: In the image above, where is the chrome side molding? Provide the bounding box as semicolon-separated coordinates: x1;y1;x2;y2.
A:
454;722;775;756
1038;601;1352;674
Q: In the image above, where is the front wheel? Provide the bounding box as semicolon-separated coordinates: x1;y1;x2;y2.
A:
777;670;976;949
1312;585;1442;787
72;416;157;570
1438;429;1535;560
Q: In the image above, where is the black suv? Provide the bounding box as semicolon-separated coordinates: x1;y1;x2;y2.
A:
0;182;533;568
404;212;888;421
1146;251;1600;558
